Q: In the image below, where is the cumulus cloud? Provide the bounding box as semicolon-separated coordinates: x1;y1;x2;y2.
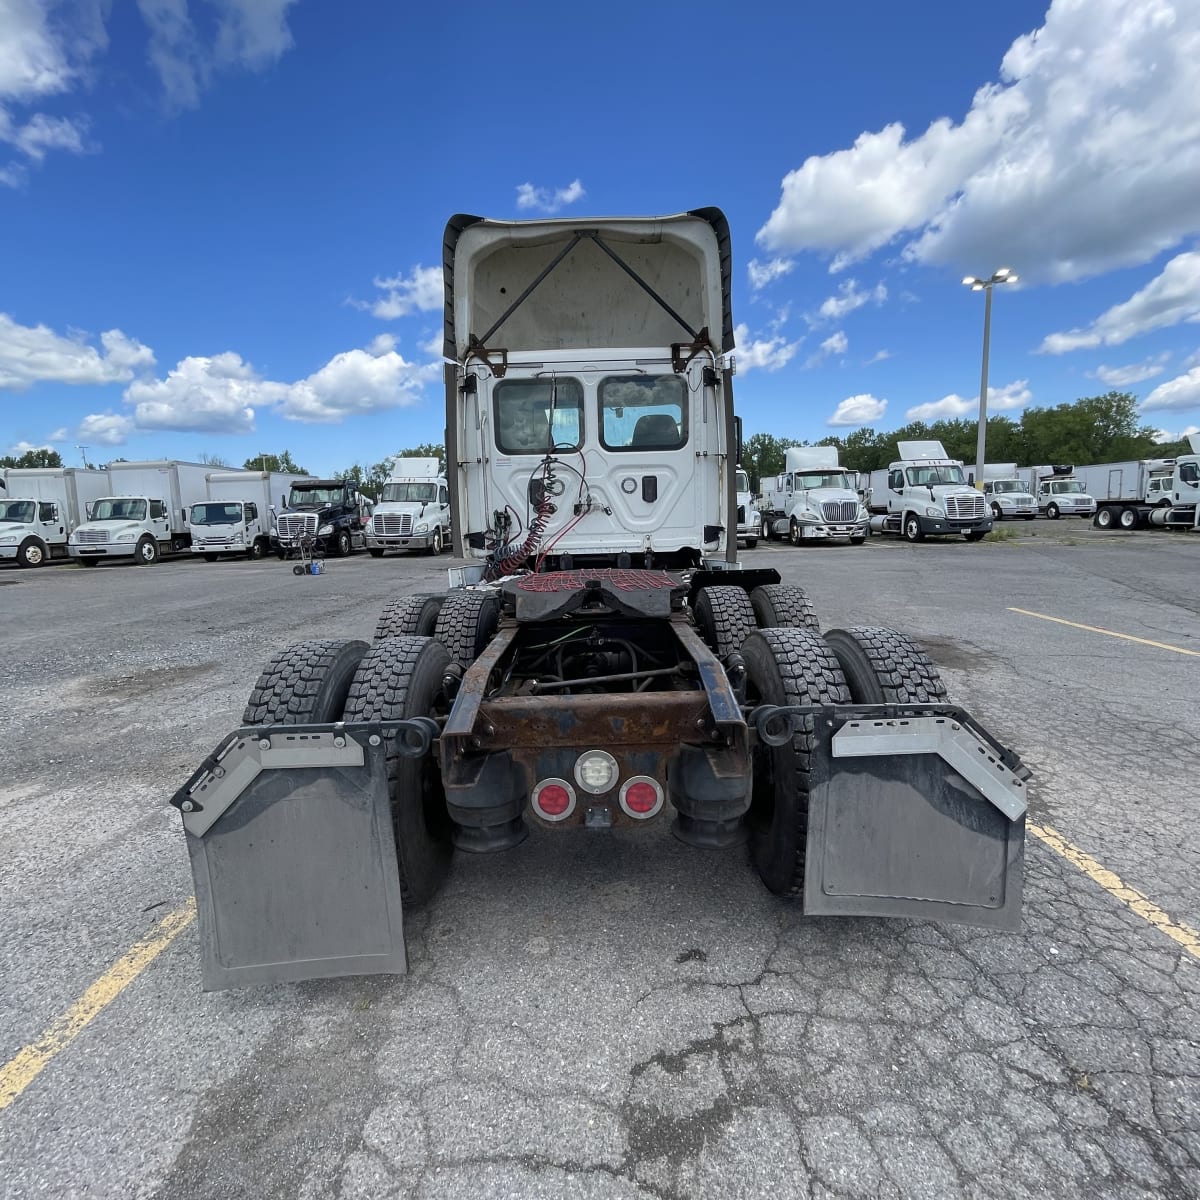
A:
124;351;269;433
758;0;1200;283
1039;250;1200;353
1140;366;1200;412
515;178;586;214
47;426;68;440
1090;354;1171;386
747;257;794;289
866;349;891;365
906;379;1031;421
732;322;799;373
77;411;135;445
7;439;53;454
829;394;887;426
817;279;887;321
806;330;847;367
276;343;432;423
0;314;155;389
363;265;443;320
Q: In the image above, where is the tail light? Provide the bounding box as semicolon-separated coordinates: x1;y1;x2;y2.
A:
619;776;664;820
531;778;576;822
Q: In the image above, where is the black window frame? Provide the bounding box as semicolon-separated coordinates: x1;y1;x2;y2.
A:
493;377;584;456
597;374;688;454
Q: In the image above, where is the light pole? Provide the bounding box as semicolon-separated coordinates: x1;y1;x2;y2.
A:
962;268;1017;489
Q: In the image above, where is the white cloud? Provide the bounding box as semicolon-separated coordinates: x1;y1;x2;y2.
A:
806;330;848;367
47;426;67;440
0;314;155;389
988;379;1032;410
866;349;891;364
747;257;794;289
1090;354;1171;386
758;0;1200;284
906;379;1031;420
515;178;586;214
829;394;887;426
365;265;443;320
1141;365;1200;412
419;330;444;358
732;322;799;373
7;439;53;454
1039;250;1200;353
367;332;397;356
77;412;135;446
276;343;431;424
123;351;268;432
817;279;887;321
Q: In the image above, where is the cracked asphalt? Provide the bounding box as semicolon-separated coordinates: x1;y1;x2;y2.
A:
1;524;1198;1199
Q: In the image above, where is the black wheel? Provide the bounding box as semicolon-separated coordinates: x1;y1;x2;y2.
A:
789;519;803;546
134;537;158;565
991;503;1003;521
823;627;948;703
248;539;267;559
242;638;370;724
276;547;287;560
80;558;99;567
903;513;924;543
1119;507;1139;530
334;529;352;557
426;527;443;556
433;589;502;667
744;538;758;549
1094;507;1114;529
693;586;756;659
344;636;454;906
369;548;385;558
750;583;819;632
17;538;47;568
761;518;773;543
849;536;866;546
964;530;986;542
292;564;305;575
742;628;851;896
1046;503;1061;520
203;553;218;562
375;593;444;640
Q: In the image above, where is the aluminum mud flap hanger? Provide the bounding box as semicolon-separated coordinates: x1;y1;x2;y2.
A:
757;704;1028;930
171;720;436;991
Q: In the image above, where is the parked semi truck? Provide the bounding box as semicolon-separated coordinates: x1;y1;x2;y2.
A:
1021;466;1097;519
365;457;452;556
68;460;213;565
868;441;993;541
735;467;761;548
189;471;307;561
171;208;1028;990
0;467;111;567
963;463;1036;521
759;446;868;545
1073;441;1200;530
273;478;371;558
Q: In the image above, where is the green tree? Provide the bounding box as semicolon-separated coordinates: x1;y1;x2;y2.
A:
1019;392;1157;465
200;452;229;467
0;447;63;469
395;442;445;461
742;432;803;488
244;450;306;474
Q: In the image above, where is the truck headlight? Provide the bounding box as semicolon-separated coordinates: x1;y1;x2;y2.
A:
114;531;138;542
858;506;869;520
415;521;430;534
317;524;333;536
925;506;942;517
233;532;244;543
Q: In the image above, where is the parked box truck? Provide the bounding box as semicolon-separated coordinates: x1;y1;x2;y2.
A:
1021;466;1097;519
364;457;451;556
963;463;1036;521
760;446;867;544
0;468;111;567
1075;442;1200;530
190;471;307;561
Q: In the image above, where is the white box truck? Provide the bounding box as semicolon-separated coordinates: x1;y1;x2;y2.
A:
867;440;993;542
963;463;1037;521
759;446;868;545
189;471;307;561
1074;439;1200;530
734;466;761;548
68;460;213;566
364;457;451;556
1020;466;1096;519
0;468;111;567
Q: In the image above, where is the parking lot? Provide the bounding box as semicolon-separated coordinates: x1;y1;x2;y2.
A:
1;525;1198;1200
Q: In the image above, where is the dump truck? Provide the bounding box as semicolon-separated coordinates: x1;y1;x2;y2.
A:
0;467;110;566
760;446;868;544
171;209;1028;990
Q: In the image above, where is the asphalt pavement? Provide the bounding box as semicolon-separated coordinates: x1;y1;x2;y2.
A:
1;524;1197;1199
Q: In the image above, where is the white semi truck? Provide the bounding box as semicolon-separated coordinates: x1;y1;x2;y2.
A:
189;471;307;561
0;467;110;567
735;467;761;548
963;463;1037;521
1074;439;1200;530
759;446;868;545
868;440;993;542
364;457;452;556
68;460;213;565
1021;466;1097;519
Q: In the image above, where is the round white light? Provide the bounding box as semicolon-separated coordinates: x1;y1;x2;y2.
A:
574;750;618;794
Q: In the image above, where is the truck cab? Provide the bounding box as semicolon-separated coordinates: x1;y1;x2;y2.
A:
762;446;867;545
273;479;367;559
365;458;451;556
734;468;761;548
878;441;992;542
0;497;65;567
189;500;269;559
1035;475;1096;518
68;496;173;565
975;466;1036;521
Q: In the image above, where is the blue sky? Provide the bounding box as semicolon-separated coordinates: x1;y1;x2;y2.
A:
3;0;1199;474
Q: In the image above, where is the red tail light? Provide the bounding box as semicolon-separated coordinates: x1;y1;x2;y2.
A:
531;778;577;822
619;776;664;819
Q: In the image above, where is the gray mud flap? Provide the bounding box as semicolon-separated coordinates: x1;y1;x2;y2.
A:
803;707;1027;929
172;722;424;990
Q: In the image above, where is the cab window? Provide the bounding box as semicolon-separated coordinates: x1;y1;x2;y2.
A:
494;378;583;454
599;375;687;452
39;502;58;522
245;503;258;521
149;500;166;519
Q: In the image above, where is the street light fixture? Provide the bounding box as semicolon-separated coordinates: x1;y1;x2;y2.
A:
962;268;1018;490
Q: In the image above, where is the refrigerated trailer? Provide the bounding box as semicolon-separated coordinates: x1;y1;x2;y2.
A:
0;468;110;566
1074;444;1200;530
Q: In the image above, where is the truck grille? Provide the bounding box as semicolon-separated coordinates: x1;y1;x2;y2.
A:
1014;497;1034;508
821;500;859;523
277;513;317;541
374;513;413;537
945;494;987;520
74;529;110;544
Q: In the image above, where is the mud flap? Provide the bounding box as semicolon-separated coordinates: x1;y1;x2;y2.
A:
172;722;423;990
801;706;1026;929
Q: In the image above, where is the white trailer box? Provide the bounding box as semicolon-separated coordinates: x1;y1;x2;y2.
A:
190;471;307;560
1074;455;1199;530
365;457;451;556
0;468;110;567
68;460;219;566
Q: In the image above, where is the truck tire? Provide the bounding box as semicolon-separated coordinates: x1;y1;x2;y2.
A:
750;583;819;632
1119;507;1140;530
849;536;866;546
80;558;98;567
1046;503;1061;519
823;627;947;704
17;537;47;568
344;636;454;906
744;537;758;549
249;539;267;559
902;513;924;543
333;529;353;557
693;586;756;659
242;638;370;725
426;527;443;556
369;548;385;558
964;530;986;542
742;628;851;896
203;553;219;562
789;518;804;546
375;593;444;641
991;503;1003;520
1095;507;1114;529
134;536;159;565
433;589;501;667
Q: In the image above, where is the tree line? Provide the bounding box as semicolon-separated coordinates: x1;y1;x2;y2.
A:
741;392;1192;487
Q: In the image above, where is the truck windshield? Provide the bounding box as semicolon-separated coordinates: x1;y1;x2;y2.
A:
600;375;687;451
0;501;35;523
191;503;243;525
1051;481;1083;494
796;471;854;490
382;482;437;503
906;466;965;486
990;480;1023;493
92;498;147;521
494;378;583;454
288;487;344;507
735;471;750;493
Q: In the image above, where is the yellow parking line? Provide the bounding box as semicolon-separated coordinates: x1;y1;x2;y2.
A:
0;900;195;1111
1008;607;1200;657
1030;825;1200;961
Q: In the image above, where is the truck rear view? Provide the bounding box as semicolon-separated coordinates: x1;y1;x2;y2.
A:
171;209;1028;990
